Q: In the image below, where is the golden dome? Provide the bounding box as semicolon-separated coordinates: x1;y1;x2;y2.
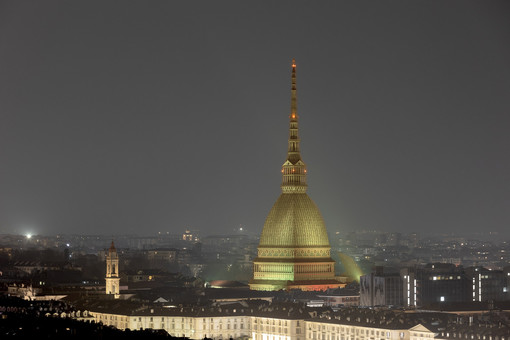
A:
259;193;330;248
250;60;341;291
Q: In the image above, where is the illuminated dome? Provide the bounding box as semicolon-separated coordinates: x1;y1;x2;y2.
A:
249;60;341;291
259;193;330;248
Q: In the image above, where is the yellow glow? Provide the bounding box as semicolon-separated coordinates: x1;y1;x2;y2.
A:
291;113;296;119
338;252;363;283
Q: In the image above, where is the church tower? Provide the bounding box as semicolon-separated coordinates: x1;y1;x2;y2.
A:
249;60;341;291
105;240;120;298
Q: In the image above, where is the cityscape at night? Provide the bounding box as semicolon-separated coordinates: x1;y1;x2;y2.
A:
1;1;509;339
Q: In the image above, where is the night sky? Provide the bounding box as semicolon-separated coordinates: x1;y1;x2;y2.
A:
0;1;509;238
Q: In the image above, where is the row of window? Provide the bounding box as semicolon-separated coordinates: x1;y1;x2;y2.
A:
308;324;393;338
255;319;289;326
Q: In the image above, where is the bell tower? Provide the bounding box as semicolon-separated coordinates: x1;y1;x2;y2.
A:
105;240;120;299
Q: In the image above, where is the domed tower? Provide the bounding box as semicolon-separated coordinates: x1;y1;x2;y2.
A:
249;60;341;291
105;240;120;298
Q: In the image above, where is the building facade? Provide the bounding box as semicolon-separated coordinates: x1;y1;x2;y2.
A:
362;264;510;308
360;273;403;307
90;309;435;340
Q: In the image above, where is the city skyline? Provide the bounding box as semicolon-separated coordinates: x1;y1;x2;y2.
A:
0;1;509;237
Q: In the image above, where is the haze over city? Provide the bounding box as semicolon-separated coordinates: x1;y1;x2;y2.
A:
0;1;509;237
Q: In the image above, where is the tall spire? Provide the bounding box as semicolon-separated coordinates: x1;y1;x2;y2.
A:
281;59;307;194
109;239;116;253
291;58;297;118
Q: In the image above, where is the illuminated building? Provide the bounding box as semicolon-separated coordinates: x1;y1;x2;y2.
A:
408;264;469;306
249;60;341;291
465;266;508;302
105;240;120;299
183;229;199;242
363;264;510;308
87;302;441;340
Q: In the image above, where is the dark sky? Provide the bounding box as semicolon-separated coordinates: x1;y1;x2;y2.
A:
0;1;509;238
